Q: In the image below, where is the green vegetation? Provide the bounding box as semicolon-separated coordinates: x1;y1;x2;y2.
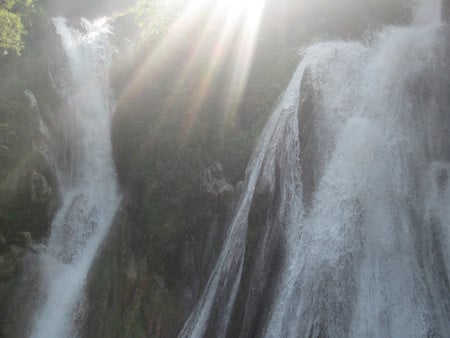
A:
105;1;410;335
0;0;57;243
103;2;303;334
136;0;172;36
0;0;35;54
0;1;413;336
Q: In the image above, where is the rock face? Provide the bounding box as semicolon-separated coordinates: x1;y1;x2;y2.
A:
82;165;235;337
444;0;450;21
0;244;30;338
0;234;6;253
0;7;61;336
15;232;33;248
30;170;52;204
203;162;233;196
0;1;428;337
0;246;25;283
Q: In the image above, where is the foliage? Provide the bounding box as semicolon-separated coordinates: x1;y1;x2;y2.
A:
135;0;184;38
0;0;35;54
0;0;57;243
0;7;24;53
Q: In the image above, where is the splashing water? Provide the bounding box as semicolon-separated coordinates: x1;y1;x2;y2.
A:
181;0;450;337
178;57;306;338
30;18;121;338
414;0;442;24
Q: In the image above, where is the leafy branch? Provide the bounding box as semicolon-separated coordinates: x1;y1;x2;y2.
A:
0;0;35;54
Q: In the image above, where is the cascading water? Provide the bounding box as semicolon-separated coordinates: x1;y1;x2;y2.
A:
30;18;121;338
179;60;306;338
181;0;450;337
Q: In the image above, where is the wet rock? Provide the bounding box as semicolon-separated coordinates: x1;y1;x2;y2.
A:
297;68;321;208
15;232;32;248
0;235;6;253
0;246;24;283
203;162;233;196
444;0;450;22
182;287;194;316
154;275;165;289
125;256;137;285
0;259;15;283
31;170;54;205
30;170;57;231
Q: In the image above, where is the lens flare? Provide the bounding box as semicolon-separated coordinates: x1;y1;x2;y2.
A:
119;0;266;132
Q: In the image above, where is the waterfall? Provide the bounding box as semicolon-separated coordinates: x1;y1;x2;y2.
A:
181;0;450;337
179;58;307;338
30;18;121;338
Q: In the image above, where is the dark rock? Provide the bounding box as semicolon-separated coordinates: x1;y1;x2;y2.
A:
15;232;32;248
154;275;166;289
297;68;321;209
0;246;24;283
0;234;6;253
444;0;450;22
203;162;234;196
31;170;54;204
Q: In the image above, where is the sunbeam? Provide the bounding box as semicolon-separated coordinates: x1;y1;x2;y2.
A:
118;0;266;134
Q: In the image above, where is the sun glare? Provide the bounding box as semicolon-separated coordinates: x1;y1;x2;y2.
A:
224;0;266;16
217;0;266;36
120;0;267;131
227;0;264;14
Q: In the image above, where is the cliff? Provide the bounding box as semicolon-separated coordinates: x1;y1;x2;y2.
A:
0;0;418;337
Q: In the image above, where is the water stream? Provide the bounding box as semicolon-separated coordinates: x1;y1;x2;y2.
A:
181;0;450;336
30;18;121;338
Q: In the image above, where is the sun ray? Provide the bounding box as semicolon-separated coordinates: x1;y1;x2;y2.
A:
181;3;248;134
118;0;267;136
117;0;210;107
159;5;226;124
225;0;266;124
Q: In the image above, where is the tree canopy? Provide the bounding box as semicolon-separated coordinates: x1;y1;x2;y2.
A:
0;0;34;54
136;0;185;38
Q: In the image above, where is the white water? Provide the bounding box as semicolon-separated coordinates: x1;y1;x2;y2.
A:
179;60;306;338
30;18;121;338
181;0;450;337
